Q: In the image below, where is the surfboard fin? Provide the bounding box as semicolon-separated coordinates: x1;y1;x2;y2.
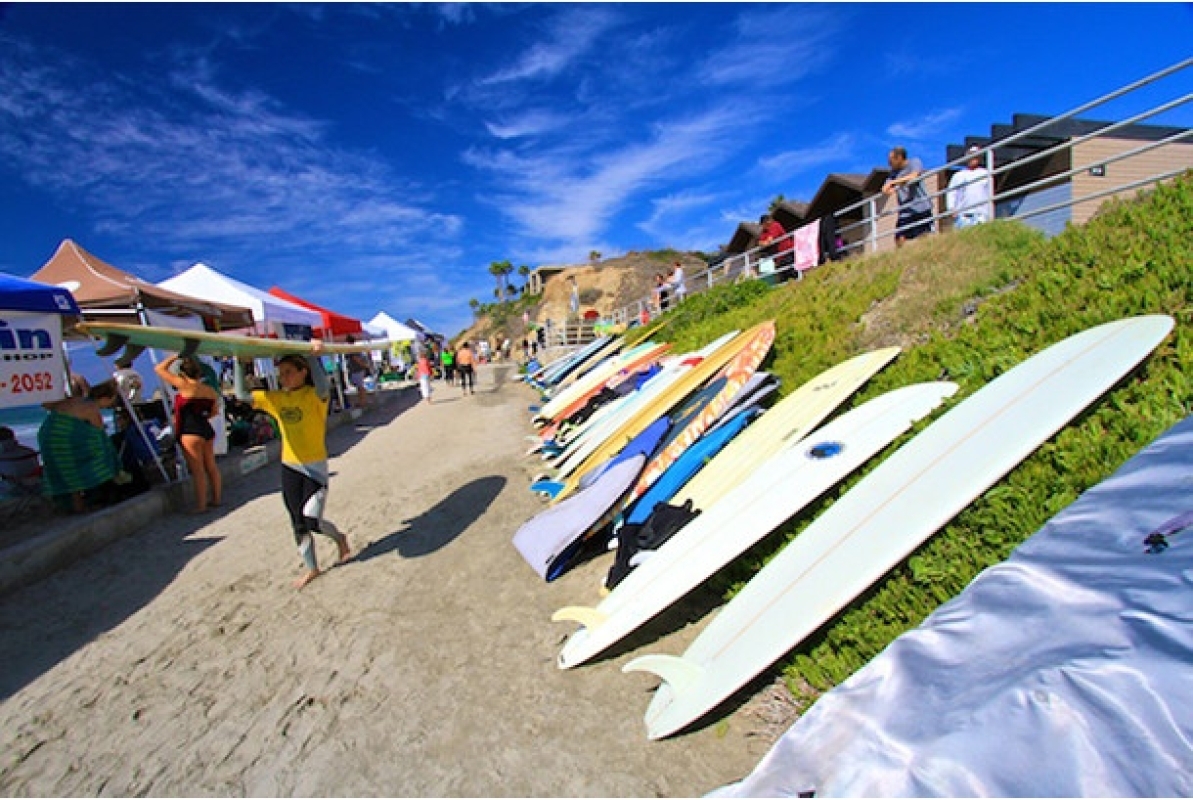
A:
94;334;129;357
551;605;607;630
180;338;201;357
622;654;703;694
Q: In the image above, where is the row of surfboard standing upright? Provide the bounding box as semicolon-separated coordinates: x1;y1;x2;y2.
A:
512;315;1174;740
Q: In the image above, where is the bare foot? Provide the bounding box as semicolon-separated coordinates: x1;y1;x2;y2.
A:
294;569;321;590
335;533;352;564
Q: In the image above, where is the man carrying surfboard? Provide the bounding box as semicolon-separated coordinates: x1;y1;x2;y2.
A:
237;342;351;589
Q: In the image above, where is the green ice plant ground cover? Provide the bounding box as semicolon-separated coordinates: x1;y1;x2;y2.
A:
655;172;1193;710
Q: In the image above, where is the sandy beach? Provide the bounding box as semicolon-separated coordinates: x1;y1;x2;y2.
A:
0;368;790;797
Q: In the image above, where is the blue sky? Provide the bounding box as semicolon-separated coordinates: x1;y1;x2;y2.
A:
1;3;1191;337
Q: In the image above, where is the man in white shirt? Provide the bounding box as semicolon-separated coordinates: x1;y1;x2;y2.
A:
947;146;993;228
669;261;687;303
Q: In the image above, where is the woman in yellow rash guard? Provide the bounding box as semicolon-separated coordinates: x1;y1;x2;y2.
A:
246;345;351;589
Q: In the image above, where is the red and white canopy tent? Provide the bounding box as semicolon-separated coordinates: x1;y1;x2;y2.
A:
266;286;365;341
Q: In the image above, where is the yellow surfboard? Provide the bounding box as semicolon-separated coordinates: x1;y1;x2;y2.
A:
672;346;902;511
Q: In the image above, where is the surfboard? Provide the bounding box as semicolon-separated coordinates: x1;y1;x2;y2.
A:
551;324;768;503
628;322;774;502
706;372;779;434
527;335;615;389
539;336;624;395
512;455;648;581
554;382;957;670
670;347;902;513
78;321;393;359
542;334;737;480
617;404;760;531
535;341;666;424
539;356;695;478
534;343;671;438
623;314;1174;739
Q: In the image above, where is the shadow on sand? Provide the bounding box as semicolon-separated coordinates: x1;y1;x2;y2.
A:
354;475;507;561
0;520;222;702
0;387;424;702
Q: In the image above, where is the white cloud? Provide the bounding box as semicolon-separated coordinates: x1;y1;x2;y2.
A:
465;104;750;262
636;190;721;243
0;44;456;260
695;6;840;88
484;109;570;140
477;6;621;86
757;133;857;179
887;108;964;141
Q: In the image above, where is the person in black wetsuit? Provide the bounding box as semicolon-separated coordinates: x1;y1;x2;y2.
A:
156;354;222;514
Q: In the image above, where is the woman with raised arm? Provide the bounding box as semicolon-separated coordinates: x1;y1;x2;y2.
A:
156;354;222;514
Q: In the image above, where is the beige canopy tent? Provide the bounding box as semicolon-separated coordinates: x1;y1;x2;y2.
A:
29;239;255;330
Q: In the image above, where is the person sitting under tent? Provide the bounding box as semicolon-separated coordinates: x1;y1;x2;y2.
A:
38;377;130;513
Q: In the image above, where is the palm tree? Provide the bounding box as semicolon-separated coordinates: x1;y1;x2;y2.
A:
499;260;515;294
588;250;602;263
468;298;480;317
488;260;511;297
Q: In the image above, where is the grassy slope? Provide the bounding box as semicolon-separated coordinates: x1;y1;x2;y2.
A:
652;173;1193;709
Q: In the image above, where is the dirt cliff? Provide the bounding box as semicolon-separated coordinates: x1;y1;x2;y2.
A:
457;250;708;348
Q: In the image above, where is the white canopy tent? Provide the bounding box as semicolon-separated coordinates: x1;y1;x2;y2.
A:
366;312;418;342
158;263;322;334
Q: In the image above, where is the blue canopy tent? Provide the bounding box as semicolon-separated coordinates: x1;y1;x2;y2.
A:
0;272;80;315
0;273;80;410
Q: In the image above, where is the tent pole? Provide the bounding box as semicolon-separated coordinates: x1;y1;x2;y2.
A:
134;303;179;485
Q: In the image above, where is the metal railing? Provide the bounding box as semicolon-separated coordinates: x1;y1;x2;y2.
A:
588;57;1192;330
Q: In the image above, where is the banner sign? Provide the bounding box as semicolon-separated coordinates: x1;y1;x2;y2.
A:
0;311;67;408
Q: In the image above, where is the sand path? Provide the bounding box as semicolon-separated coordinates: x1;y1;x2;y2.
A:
0;373;787;796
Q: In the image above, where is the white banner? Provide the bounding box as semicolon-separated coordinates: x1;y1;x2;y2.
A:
0;311;67;409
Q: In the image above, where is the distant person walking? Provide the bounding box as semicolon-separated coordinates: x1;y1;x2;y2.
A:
456;342;476;395
654;273;671;313
883;146;935;247
416;351;434;403
440;347;456;386
238;345;350;589
947;145;992;228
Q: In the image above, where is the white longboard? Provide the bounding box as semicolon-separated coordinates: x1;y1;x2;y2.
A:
553;382;958;669
623;315;1174;739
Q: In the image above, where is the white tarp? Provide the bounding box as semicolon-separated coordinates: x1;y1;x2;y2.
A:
158;263;322;331
366;311;418;342
711;414;1193;797
0;311;68;408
